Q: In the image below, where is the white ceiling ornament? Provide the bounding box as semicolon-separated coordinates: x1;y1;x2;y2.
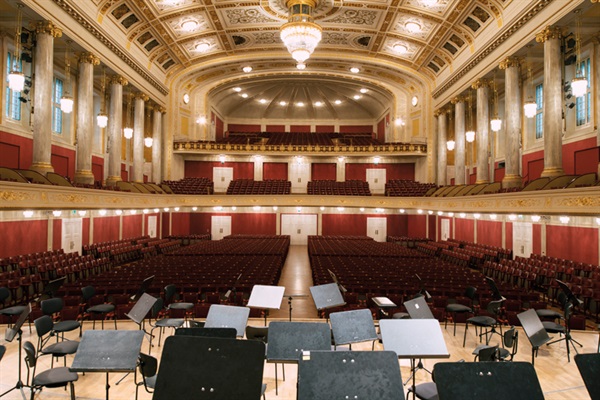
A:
394;15;436;40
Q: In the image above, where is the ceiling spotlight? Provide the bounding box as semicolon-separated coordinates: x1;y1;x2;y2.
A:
181;20;199;32
405;21;421;33
273;206;278;211
320;206;325;211
417;209;423;214
334;100;342;105
241;93;248;98
253;206;261;211
399;209;405;213
231;206;237;211
259;99;267;104
296;102;305;107
314;101;323;107
233;87;242;92
192;207;198;211
279;101;287;106
360;88;368;93
350;67;360;73
360;207;365;212
296;63;306;70
194;42;210;52
531;215;541;222
489;214;497;220
353;95;361;100
78;210;87;217
392;43;408;54
242;66;252;73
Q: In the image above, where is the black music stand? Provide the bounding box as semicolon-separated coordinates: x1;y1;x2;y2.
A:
247;285;285;326
130;275;155;302
380;319;449;400
70;330;144;400
153;336;265;400
1;304;31;400
37;276;66;300
224;273;243;305
297;350;404;400
404;296;435;320
283;293;309;321
575;353;600;400
175;327;237;339
516;308;552;366
546;279;584;362
310;283;346;320
327;269;347;293
330;308;378;349
125;293;157;338
371;296;397;320
266;321;331;395
204;304;250;337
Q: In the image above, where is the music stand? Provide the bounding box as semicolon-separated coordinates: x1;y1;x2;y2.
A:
130;275;155;302
224;273;243;304
1;304;31;399
175;327;237;339
575;353;600;400
310;283;346;320
153;336;265;400
246;285;285;326
125;293;157;337
327;269;347;293
545;280;583;362
380;319;449;400
371;296;397;320
39;276;66;300
434;361;545;400
266;321;331;395
329;308;377;349
516;308;552;366
283;293;309;321
404;296;435;320
204;304;250;337
297;350;404;400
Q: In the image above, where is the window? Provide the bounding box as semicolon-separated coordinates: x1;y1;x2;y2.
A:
535;83;543;139
5;52;22;121
575;57;591;127
52;77;63;134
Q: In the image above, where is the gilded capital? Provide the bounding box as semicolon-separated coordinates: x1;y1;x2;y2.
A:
153;105;166;113
159;107;167;113
78;52;100;65
535;26;562;43
499;57;520;70
471;79;489;90
434;109;442;117
451;96;464;104
108;75;129;86
134;92;150;102
33;21;62;38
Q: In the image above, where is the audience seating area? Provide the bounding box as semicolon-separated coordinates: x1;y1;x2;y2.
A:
385;180;437;196
161;177;214;194
307;180;371;196
215;131;384;146
226;179;291;195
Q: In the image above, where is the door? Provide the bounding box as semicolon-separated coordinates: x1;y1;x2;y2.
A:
147;216;157;238
213;167;234;193
440;218;450;241
366;168;386;194
211;216;231;240
289;162;310;193
61;218;83;254
281;214;317;245
513;222;533;258
367;217;387;242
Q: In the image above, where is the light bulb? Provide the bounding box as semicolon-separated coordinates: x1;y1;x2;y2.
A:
123;127;133;139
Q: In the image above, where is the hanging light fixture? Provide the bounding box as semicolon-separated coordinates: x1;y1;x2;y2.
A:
523;44;537;118
465;90;476;143
123;92;133;139
490;69;502;132
8;4;25;92
60;40;74;113
144;137;153;147
96;67;108;128
446;140;455;151
280;0;322;64
571;10;588;98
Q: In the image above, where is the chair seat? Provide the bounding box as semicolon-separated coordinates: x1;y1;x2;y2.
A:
42;340;79;356
0;305;27;316
54;320;81;333
542;321;565;333
88;304;115;313
145;375;157;389
168;302;194;310
392;312;409;319
408;382;438;400
33;366;78;388
155;318;184;328
446;304;472;313
536;309;562;319
467;316;496;327
472;344;508;359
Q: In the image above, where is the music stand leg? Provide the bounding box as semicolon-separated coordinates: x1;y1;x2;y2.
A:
288;297;293;322
0;331;29;400
105;372;110;400
411;358;416;400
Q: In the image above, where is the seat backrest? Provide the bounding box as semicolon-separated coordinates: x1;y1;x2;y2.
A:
477;345;498;361
0;344;5;362
138;353;158;378
164;285;177;303
246;326;268;343
23;340;37;368
0;287;10;304
465;286;477;301
41;297;63;315
151;297;164;318
34;315;54;337
504;328;518;359
82;286;95;301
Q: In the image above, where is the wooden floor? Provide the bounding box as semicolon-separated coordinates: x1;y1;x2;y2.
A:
0;245;597;399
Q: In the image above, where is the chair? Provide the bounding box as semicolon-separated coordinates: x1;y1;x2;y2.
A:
445;286;476;336
81;286;117;331
33;315;79;367
164;284;194;319
245;326;268;400
135;353;157;400
472;327;518;362
406;382;438;400
473;345;499;361
0;286;27;326
463;298;503;347
40;298;81;339
148;298;184;354
23;340;78;400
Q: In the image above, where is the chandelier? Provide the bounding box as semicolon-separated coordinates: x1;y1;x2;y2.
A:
8;4;25;92
280;0;322;64
60;40;73;114
571;9;588;98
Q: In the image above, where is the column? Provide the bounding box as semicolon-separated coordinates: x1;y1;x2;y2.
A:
499;57;523;188
133;92;148;182
30;21;62;175
473;79;490;184
452;96;466;185
151;106;164;184
336;157;346;181
595;36;600;177
161;110;170;180
436;109;447;186
254;156;264;181
105;75;128;187
536;26;564;177
74;53;100;185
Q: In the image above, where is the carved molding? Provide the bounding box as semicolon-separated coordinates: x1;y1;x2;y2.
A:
33;21;63;38
108;75;129;86
78;52;100;65
498;57;521;70
535;26;563;43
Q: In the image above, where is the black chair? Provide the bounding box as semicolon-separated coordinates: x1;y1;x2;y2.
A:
463;298;503;347
135;353;157;400
0;344;5;361
164;284;194;319
148;298;184;354
0;286;27;326
472;344;499;361
33;315;79;367
445;286;477;336
245;325;269;400
23;340;78;400
406;382;438;400
471;326;518;362
40;298;80;339
81;286;117;331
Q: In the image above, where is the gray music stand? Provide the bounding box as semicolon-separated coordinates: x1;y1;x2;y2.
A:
124;293;157;338
175;327;237;339
330;308;377;349
434;361;545;400
247;285;285;325
266;321;331;395
297;350;404;400
380;319;449;400
70;330;144;400
517;308;552;366
372;296;397;320
1;304;31;399
204;304;250;337
575;353;600;400
310;283;345;319
404;296;435;319
153;336;265;400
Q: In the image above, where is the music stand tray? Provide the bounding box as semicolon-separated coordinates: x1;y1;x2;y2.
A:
125;293;157;326
297;350;404;400
330;308;377;347
204;304;250;337
309;283;346;311
153;336;265;400
380;319;449;359
41;276;67;298
267;322;331;363
575;353;600;400
247;285;285;310
517;309;552;365
5;304;31;342
434;361;545;400
130;275;155;302
175;327;237;339
404;296;435;320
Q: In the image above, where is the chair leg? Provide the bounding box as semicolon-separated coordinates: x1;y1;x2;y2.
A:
463;322;469;347
70;382;76;400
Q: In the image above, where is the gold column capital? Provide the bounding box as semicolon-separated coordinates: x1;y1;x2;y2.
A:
108;75;129;86
451;96;464;104
33;21;62;38
535;26;563;43
134;92;150;102
153;105;166;113
471;79;489;90
499;57;521;70
78;52;100;65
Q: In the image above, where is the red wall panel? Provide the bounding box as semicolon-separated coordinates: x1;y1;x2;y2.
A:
387;215;409;237
185;161;254;179
266;125;285;132
82;217;90;246
0;220;48;258
532;223;542;256
263;163;288;180
171;213;191;236
505;222;513;250
228;124;260;133
122;215;143;239
477;220;502;247
290;125;310;132
0;131;33;169
121;163;128;181
428;215;436;240
562;137;596;175
316;126;334;133
53;219;62;250
574;147;600;175
0;143;20;169
189;213;212;235
345;163;415;181
407;215;427;238
494;163;505;183
546;225;599;264
161;213;169;237
340;125;373;134
51;144;76;179
455;218;474;242
232;213;276;235
92;156;104;185
311;163;336;180
376;117;386;142
522;150;544;182
93;216;120;243
322;214;367;236
214;113;224;141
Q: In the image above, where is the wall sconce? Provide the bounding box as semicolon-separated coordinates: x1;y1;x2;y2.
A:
437;211;444;216
296;207;302;213
395;118;405;126
459;213;466;218
447;212;454;217
360;207;365;212
417;209;423;214
192;207;198;211
98;209;107;216
143;209;149;214
428;210;434;215
253;206;261;211
60;40;74;114
144;137;153;148
52;210;62;217
320;206;325;211
508;214;517;221
489;214;497;220
231;206;237;211
219;155;226;164
196;115;207;125
337;207;345;212
465;131;475;143
213;206;222;211
130;209;137;214
373;156;380;165
115;210;123;215
164;207;170;212
23;210;34;218
96;68;108;128
473;213;481;219
399;209;405;213
531;215;541;222
273;206;278;211
8;4;25;92
446;140;455;151
338;156;345;163
153;208;160;213
78;210;87;217
174;207;180;212
559;216;570;224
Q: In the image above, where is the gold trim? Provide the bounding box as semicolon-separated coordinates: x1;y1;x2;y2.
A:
78;52;100;65
33;21;62;38
535;26;562;43
498;57;521;70
451;96;464;104
108;75;129;86
134;92;150;102
471;79;489;89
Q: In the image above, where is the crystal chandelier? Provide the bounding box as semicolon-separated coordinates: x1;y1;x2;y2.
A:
465;90;475;143
280;0;322;64
8;4;25;92
96;68;108;128
523;45;536;118
571;10;588;98
123;92;133;139
490;70;501;132
60;41;73;113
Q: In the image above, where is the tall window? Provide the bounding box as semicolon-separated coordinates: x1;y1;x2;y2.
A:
576;57;591;127
535;83;543;139
5;52;22;121
52;77;63;134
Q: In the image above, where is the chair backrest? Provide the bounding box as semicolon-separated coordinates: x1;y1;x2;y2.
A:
41;297;63;315
139;353;158;378
0;344;5;362
465;286;477;301
23;340;37;368
246;326;268;343
151;297;164;318
34;315;54;337
164;285;177;303
477;345;498;361
82;286;95;301
503;328;518;359
487;299;503;316
0;287;9;303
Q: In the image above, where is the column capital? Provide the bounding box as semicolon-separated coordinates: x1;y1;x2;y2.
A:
78;52;100;65
153;105;166;113
499;57;521;70
108;75;128;86
434;109;443;117
451;96;464;104
471;79;489;90
33;21;62;38
134;92;150;102
535;26;563;43
159;106;167;114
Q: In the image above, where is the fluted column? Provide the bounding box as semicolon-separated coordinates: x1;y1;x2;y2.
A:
452;96;466;185
436;109;447;186
499;57;523;188
105;75;128;187
152;106;164;184
595;36;600;177
31;22;62;175
536;26;564;177
133;93;148;182
161;110;170;180
473;79;490;184
74;53;100;185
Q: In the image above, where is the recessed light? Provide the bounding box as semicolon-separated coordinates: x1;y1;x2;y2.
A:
350;67;360;73
353;95;361;100
334;100;342;105
296;102;304;107
405;21;421;33
393;43;408;54
279;101;287;106
360;88;368;93
181;20;199;32
241;93;248;98
242;66;252;73
314;101;323;106
233;87;242;92
296;63;306;70
259;99;267;104
194;42;210;52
